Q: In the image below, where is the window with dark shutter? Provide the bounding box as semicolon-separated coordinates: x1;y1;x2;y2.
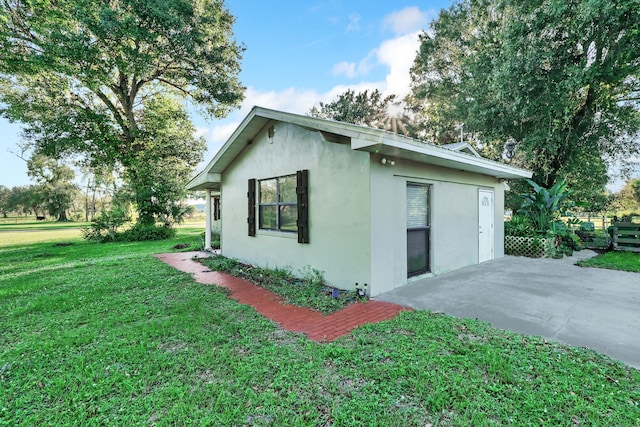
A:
248;179;256;236
213;196;220;221
296;169;309;243
253;171;309;243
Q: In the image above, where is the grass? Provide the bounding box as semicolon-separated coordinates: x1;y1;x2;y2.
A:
0;221;91;245
577;251;640;272
1;224;639;425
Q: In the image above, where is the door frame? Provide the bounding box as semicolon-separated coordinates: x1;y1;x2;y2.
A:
478;188;494;263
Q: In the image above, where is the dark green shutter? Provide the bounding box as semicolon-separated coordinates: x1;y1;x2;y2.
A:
296;170;309;243
247;179;256;236
213;196;220;221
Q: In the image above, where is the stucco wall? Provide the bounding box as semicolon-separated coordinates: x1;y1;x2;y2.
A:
369;154;506;296
220;122;371;290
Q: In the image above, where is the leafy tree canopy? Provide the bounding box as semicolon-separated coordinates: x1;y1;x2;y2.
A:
27;155;79;221
123;95;206;226
0;185;9;217
309;89;416;137
610;178;640;214
410;0;640;206
0;0;244;225
0;0;243;163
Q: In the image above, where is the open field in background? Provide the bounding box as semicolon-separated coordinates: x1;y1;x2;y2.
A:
0;222;90;246
1;224;639;425
0;218;205;247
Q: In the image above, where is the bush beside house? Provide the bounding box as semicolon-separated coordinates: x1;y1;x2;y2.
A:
505;178;583;258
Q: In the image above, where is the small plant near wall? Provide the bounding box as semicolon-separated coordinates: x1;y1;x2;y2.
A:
504;214;534;237
197;255;358;314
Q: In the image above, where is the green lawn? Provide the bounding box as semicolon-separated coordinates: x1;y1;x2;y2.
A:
577;251;640;272
1;226;639;425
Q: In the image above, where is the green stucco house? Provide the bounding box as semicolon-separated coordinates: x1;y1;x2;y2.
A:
187;106;532;296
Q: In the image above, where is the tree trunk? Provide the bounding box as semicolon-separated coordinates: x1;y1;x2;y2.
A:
91;186;97;221
57;210;69;222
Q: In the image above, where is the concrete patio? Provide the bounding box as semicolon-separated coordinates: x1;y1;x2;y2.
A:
377;250;640;369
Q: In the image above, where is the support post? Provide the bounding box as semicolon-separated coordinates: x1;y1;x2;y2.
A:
205;190;212;250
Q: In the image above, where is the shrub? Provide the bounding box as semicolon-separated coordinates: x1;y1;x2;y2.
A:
519;178;573;232
119;223;177;241
82;208;129;242
82;207;177;243
505;214;535;237
549;220;583;256
513;178;587;257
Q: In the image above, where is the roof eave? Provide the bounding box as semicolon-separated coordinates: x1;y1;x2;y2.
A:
353;137;532;180
185;172;221;191
187;106;533;192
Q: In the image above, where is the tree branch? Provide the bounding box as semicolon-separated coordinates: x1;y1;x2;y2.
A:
155;77;192;97
92;88;129;139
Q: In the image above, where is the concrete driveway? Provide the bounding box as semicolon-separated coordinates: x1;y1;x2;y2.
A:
377;250;640;369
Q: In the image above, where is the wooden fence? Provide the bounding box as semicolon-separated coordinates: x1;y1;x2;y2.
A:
612;222;640;252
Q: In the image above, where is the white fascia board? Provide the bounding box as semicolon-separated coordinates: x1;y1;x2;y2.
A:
359;136;532;179
186;172;222;191
351;135;383;150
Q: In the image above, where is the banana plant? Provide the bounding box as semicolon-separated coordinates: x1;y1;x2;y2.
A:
518;178;573;232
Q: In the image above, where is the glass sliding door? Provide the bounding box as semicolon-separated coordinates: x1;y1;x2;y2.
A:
407;183;431;277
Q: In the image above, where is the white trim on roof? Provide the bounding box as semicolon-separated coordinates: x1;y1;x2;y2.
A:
186;106;532;190
442;142;481;158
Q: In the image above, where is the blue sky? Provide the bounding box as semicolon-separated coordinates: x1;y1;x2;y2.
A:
0;1;450;188
1;0;636;191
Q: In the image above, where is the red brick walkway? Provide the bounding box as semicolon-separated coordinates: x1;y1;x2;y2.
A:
155;251;411;341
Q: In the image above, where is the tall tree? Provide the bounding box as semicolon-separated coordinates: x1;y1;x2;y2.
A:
27;155;79;221
410;0;640;205
123;95;206;226
632;179;640;204
0;0;244;222
7;185;44;217
610;178;640;214
0;185;9;217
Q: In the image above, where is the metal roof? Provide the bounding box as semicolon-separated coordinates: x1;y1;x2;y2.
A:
186;106;532;191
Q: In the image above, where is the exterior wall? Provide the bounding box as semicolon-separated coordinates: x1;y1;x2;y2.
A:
369;154;506;296
220;122;371;290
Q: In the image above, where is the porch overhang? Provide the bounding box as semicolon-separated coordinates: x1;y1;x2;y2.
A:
185;172;221;191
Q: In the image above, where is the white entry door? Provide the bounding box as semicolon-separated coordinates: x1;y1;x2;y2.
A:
478;189;494;263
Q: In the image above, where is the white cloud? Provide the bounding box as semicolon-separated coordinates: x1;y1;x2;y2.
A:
383;6;432;36
199;10;433;159
239;86;321;115
332;62;357;78
376;31;422;97
331;9;429;94
194;126;209;139
346;13;361;32
198;80;386;157
332;51;376;78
